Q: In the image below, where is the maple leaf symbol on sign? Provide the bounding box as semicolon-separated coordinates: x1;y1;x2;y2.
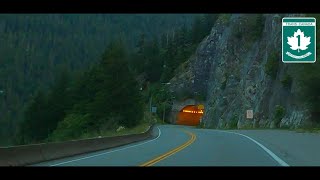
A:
287;29;311;52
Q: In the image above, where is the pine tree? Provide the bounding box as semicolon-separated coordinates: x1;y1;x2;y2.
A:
45;68;71;136
89;40;144;128
145;37;163;82
18;90;49;144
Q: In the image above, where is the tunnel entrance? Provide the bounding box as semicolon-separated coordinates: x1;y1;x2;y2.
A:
176;104;204;126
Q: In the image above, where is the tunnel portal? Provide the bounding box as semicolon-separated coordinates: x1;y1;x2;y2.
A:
176;104;204;126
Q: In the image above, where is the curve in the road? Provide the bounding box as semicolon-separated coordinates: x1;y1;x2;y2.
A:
140;130;196;166
216;130;289;166
33;125;294;166
49;127;162;166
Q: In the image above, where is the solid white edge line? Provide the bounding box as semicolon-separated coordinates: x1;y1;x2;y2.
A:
48;126;161;166
217;130;289;167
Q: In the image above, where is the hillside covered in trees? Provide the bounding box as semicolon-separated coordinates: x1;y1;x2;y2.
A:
0;14;218;146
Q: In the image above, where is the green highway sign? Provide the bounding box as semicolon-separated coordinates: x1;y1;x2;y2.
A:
282;17;316;63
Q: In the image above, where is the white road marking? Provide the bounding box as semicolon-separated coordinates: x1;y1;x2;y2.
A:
48;127;162;166
218;130;290;166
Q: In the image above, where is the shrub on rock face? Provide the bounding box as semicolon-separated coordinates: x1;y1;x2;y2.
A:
281;74;293;89
231;14;265;44
265;51;280;80
218;14;232;25
220;79;227;90
273;105;285;128
229;114;238;129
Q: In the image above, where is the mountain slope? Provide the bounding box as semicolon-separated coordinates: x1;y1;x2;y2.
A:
0;14;197;145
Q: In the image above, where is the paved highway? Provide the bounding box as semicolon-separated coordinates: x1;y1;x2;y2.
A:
34;125;320;166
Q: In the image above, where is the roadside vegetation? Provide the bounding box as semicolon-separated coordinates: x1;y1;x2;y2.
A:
0;14;198;147
14;14;218;145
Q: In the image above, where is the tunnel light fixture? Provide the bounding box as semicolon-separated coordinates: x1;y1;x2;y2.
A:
183;110;204;114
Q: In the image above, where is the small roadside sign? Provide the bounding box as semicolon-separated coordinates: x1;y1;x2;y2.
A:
246;110;253;119
151;106;157;113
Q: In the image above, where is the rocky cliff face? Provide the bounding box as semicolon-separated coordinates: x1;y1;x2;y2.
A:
169;14;311;129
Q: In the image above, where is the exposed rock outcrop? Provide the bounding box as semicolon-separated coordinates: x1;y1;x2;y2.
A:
169;14;311;129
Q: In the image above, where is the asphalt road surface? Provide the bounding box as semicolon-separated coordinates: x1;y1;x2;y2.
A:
34;125;320;166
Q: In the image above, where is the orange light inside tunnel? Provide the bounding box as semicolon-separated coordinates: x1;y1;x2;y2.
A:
182;109;204;114
177;105;204;126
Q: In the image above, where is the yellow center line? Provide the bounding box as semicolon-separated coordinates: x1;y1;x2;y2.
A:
140;130;196;167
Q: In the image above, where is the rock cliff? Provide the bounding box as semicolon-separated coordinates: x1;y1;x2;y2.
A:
169;14;311;129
